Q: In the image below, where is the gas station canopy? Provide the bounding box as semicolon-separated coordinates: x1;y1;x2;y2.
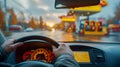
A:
70;5;101;16
59;0;108;22
70;0;108;16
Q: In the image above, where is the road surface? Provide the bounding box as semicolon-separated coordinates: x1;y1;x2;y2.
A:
7;30;120;43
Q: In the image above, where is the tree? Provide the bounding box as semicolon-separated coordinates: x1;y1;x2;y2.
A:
107;17;115;24
107;4;120;24
29;17;36;29
18;12;25;23
8;8;18;25
114;4;120;21
39;16;44;30
0;6;5;31
17;12;28;29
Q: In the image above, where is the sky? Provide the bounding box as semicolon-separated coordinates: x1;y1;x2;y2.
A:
6;0;68;23
1;0;120;23
91;0;120;19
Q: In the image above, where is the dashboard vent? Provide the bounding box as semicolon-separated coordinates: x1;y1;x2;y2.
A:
92;49;105;64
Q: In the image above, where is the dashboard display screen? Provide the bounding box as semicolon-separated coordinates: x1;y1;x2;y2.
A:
73;51;90;63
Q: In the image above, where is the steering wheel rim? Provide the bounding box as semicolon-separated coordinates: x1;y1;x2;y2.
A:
14;35;59;48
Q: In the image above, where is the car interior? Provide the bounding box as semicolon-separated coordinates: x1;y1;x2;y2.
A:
0;0;120;67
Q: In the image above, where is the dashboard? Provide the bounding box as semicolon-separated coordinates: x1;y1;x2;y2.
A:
5;42;120;67
64;42;120;67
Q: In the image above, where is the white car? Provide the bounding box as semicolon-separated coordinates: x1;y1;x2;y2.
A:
24;28;34;32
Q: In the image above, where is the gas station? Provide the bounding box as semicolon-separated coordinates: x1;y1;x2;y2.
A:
69;0;109;35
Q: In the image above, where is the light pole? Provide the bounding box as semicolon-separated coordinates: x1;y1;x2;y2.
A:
4;0;9;32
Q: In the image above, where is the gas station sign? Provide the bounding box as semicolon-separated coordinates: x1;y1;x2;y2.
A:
70;0;108;12
61;16;76;22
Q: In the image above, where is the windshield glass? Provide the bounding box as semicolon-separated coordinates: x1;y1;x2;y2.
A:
0;0;120;43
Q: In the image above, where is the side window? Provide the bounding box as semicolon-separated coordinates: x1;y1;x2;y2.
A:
0;30;6;45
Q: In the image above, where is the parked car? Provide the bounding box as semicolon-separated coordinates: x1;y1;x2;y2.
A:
109;24;120;32
9;25;22;32
24;28;34;32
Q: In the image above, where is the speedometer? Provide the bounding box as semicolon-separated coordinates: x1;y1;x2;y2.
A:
22;48;55;63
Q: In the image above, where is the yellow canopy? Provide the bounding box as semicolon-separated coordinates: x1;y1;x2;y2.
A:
71;5;101;12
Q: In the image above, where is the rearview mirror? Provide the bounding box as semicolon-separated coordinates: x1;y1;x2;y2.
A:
55;0;100;9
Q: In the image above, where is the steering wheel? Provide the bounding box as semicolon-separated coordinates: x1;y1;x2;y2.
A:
14;35;59;63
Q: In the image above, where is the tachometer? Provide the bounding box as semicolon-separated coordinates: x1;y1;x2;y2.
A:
22;50;33;61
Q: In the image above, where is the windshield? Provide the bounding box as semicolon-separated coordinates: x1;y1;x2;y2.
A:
0;0;120;43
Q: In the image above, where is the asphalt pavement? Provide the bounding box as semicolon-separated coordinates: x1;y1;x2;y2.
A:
7;30;120;43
